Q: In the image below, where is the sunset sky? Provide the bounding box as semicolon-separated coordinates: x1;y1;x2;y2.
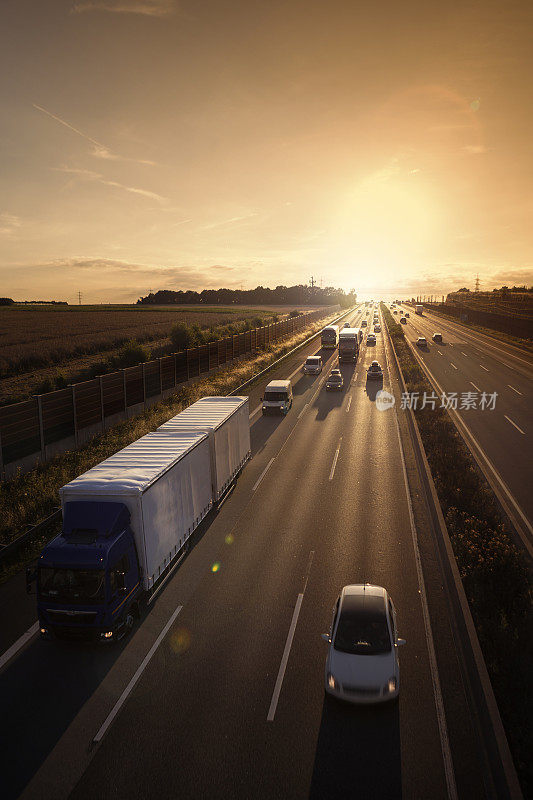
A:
1;0;532;303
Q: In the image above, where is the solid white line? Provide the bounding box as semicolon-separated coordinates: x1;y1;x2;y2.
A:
437;350;443;355
267;594;303;722
392;410;458;800
346;395;352;413
0;621;39;671
93;605;183;744
252;458;275;491
329;438;342;481
504;416;525;435
480;364;489;371
450;363;457;370
297;403;309;420
470;382;481;392
508;385;522;396
461;352;468;357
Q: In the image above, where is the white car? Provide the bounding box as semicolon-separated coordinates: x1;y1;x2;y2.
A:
374;324;381;333
322;584;405;704
303;355;322;374
416;337;428;347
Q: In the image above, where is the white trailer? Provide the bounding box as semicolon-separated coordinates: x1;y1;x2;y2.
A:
415;304;423;315
59;431;213;591
157;396;251;501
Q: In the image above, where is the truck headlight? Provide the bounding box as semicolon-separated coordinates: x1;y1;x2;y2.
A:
386;677;397;693
40;627;47;635
102;631;113;639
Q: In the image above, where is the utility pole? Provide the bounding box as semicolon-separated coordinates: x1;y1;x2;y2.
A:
78;290;82;305
309;276;316;290
474;274;480;293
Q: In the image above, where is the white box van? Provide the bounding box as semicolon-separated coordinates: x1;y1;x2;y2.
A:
262;380;293;415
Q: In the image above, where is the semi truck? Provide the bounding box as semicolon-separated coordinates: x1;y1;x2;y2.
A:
338;328;360;363
415;304;423;315
27;397;250;643
321;324;339;349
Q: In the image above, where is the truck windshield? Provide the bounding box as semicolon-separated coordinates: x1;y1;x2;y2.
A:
38;567;106;604
264;392;287;402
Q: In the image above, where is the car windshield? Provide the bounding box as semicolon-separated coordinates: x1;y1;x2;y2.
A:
38;567;106;604
306;359;319;365
334;611;391;655
329;375;341;381
370;364;380;370
264;391;287;402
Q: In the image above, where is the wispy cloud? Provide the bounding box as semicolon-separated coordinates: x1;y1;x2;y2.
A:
0;213;22;236
33;104;156;165
202;213;258;230
463;144;489;155
71;0;177;16
54;166;167;203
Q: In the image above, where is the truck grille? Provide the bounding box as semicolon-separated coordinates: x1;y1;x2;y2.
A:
47;610;98;625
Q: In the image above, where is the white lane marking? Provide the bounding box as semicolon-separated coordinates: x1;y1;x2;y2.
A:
267;550;314;723
461;352;468;357
392;410;458;799
93;605;183;744
252;458;275;491
267;594;303;721
508;385;522;396
470;382;481;392
450;363;458;370
346;395;352;413
437;350;443;356
504;416;525;435
480;364;489;372
0;621;39;671
297;403;309;420
329;437;342;481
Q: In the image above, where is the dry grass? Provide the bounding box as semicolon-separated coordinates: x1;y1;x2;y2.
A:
0;305;280;378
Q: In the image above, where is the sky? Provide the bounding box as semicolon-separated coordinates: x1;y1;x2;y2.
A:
1;0;532;303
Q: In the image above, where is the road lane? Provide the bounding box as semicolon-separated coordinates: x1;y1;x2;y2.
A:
398;306;532;538
8;307;488;800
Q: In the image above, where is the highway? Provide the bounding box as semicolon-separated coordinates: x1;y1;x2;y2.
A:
0;305;504;799
394;304;533;555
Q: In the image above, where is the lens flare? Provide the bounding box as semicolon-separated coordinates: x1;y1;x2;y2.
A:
225;533;234;545
211;561;221;573
170;626;191;654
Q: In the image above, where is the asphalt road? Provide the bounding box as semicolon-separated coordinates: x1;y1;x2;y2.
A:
394;304;532;549
2;306;495;799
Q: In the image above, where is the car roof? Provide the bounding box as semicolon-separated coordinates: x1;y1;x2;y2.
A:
331;369;341;374
340;584;388;617
266;380;291;389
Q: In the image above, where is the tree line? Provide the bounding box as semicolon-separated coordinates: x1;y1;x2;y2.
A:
137;285;356;307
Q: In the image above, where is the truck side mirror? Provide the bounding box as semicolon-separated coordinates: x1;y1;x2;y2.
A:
26;566;37;594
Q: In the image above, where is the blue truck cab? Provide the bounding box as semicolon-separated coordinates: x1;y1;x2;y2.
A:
30;501;142;643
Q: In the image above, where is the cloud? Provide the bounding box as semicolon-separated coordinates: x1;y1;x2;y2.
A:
0;213;22;236
463;144;489;155
54;165;167;203
202;213;258;230
71;0;177;16
489;267;533;286
33;104;156;165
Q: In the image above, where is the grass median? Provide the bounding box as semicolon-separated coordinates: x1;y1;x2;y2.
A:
0;312;341;582
381;303;532;794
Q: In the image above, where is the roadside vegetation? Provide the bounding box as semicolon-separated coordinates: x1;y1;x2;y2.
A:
0;308;283;404
0;311;340;582
381;303;532;793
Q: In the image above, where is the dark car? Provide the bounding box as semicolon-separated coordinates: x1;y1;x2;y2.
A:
325;370;344;391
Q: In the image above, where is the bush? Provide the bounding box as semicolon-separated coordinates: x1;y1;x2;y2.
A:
170;323;194;351
0;297;14;305
110;340;150;369
289;309;300;318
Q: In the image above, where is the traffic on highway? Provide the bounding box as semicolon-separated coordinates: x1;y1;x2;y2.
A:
2;302;527;800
